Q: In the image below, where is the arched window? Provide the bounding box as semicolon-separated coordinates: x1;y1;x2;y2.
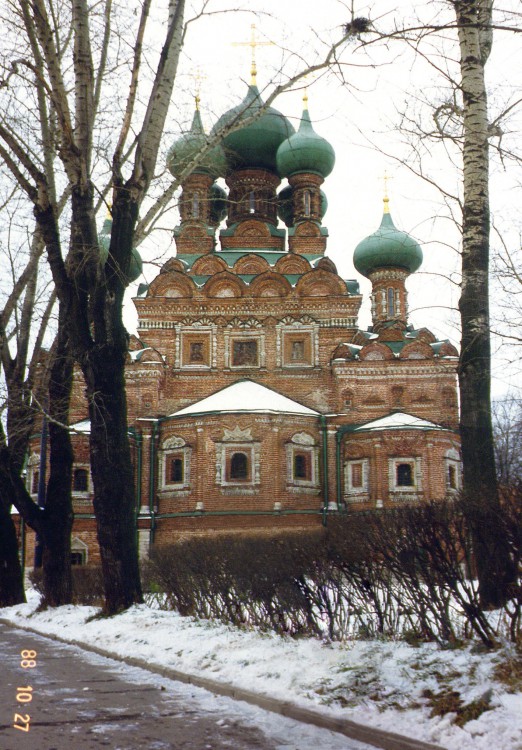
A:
303;190;311;217
293;453;309;480
169;457;184;483
387;287;395;317
192;192;200;218
73;468;89;493
230;452;248;480
396;463;413;487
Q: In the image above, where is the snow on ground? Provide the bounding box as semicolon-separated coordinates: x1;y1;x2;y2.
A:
1;591;522;750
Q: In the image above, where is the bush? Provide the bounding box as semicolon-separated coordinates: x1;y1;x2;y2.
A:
144;494;522;646
29;566;104;606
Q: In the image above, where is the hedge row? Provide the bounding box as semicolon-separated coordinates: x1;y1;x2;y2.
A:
144;495;522;647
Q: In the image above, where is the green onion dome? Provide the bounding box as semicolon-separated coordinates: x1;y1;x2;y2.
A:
276;108;335;178
353;206;423;278
167;109;226;179
98;216;143;283
211;84;295;173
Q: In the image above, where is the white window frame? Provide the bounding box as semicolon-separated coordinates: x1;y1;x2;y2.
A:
160;437;192;491
286;433;320;490
72;464;92;498
225;331;265;369
388;457;422;495
215;442;261;488
345;459;370;502
445;448;462;493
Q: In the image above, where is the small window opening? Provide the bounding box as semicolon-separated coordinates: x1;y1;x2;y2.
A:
169;457;184;483
73;468;89;493
192;192;200;218
387;287;395;317
304;190;311;217
230;452;248;480
294;453;309;480
31;470;40;495
71;551;86;566
249;191;255;214
396;463;414;487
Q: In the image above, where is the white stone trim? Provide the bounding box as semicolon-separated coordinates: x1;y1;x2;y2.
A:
215;442;261;487
224;330;265;369
159;437;192;490
388;457;422;494
285;436;320;488
344;459;370;502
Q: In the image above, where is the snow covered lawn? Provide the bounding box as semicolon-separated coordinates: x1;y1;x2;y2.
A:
1;591;521;750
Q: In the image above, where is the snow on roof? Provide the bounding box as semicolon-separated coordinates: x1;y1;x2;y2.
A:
353;412;446;432
70;419;91;434
170;380;319;418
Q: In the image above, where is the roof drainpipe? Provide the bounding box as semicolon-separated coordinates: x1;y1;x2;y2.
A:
336;429;343;512
149;421;159;546
320;415;328;526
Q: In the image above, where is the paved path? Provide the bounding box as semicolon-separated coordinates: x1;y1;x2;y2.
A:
0;623;374;750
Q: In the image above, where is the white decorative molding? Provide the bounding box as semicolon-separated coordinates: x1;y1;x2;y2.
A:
291;432;315;446
223;426;253;442
162;436;186;449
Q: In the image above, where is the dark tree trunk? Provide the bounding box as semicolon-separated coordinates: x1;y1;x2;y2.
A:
0;497;26;606
88;350;142;613
41;319;74;607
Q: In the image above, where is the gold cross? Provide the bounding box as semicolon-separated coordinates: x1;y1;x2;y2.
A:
189;67;206;111
232;24;274;86
383;170;393;212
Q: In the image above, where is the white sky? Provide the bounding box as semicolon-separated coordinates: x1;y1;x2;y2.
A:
127;0;522;397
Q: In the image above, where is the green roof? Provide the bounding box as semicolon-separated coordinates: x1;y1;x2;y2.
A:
211;84;295;173
276;108;335;178
353;210;423;278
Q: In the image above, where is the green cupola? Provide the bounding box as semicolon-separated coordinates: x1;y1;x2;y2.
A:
211;84;294;173
276;107;335;178
167;108;226;179
353;200;423;278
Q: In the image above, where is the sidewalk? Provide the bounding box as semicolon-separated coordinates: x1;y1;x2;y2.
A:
2;616;446;750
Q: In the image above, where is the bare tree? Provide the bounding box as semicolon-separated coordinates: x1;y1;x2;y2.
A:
493;395;522;487
0;1;356;613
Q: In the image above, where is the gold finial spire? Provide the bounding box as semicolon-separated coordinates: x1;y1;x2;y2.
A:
302;75;309;110
192;67;206;111
383;170;392;214
232;24;274;86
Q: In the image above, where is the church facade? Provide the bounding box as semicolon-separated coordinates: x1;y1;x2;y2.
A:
25;84;461;565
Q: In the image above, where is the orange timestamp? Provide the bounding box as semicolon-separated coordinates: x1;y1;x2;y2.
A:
13;649;37;733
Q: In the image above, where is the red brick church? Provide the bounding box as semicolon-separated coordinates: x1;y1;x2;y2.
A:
25;84;461;566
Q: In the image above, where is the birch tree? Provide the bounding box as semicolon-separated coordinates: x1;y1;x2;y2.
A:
449;0;517;607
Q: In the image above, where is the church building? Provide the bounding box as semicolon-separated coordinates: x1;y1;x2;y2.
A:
26;82;461;565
